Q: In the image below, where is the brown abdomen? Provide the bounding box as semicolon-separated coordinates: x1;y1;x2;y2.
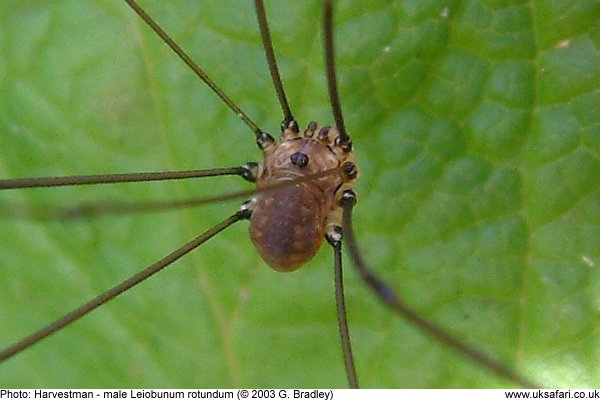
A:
249;185;324;272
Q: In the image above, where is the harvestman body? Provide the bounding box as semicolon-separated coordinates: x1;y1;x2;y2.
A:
0;0;538;388
250;121;356;271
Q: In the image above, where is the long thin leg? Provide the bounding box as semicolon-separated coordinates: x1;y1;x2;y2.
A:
1;167;344;220
254;0;294;125
339;190;539;388
322;0;349;145
2;192;255;220
123;0;264;139
320;2;356;386
321;0;536;387
327;232;359;388
0;166;247;190
0;208;249;363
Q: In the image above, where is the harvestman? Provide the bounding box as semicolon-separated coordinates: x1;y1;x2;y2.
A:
0;0;537;387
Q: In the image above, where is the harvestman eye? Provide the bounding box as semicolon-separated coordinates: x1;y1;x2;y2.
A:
0;0;542;388
290;152;309;167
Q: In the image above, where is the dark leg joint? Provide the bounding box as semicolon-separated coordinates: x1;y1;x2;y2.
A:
326;225;343;246
281;116;299;133
340;189;357;207
342;162;358;180
239;162;259;182
256;130;275;150
238;201;253;220
335;135;353;152
366;275;397;305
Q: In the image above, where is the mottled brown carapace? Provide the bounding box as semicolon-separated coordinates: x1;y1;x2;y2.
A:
249;121;358;272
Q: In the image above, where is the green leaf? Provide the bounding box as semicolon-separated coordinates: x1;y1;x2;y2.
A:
1;0;599;388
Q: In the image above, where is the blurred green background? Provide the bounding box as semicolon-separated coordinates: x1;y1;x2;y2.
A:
0;0;599;388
